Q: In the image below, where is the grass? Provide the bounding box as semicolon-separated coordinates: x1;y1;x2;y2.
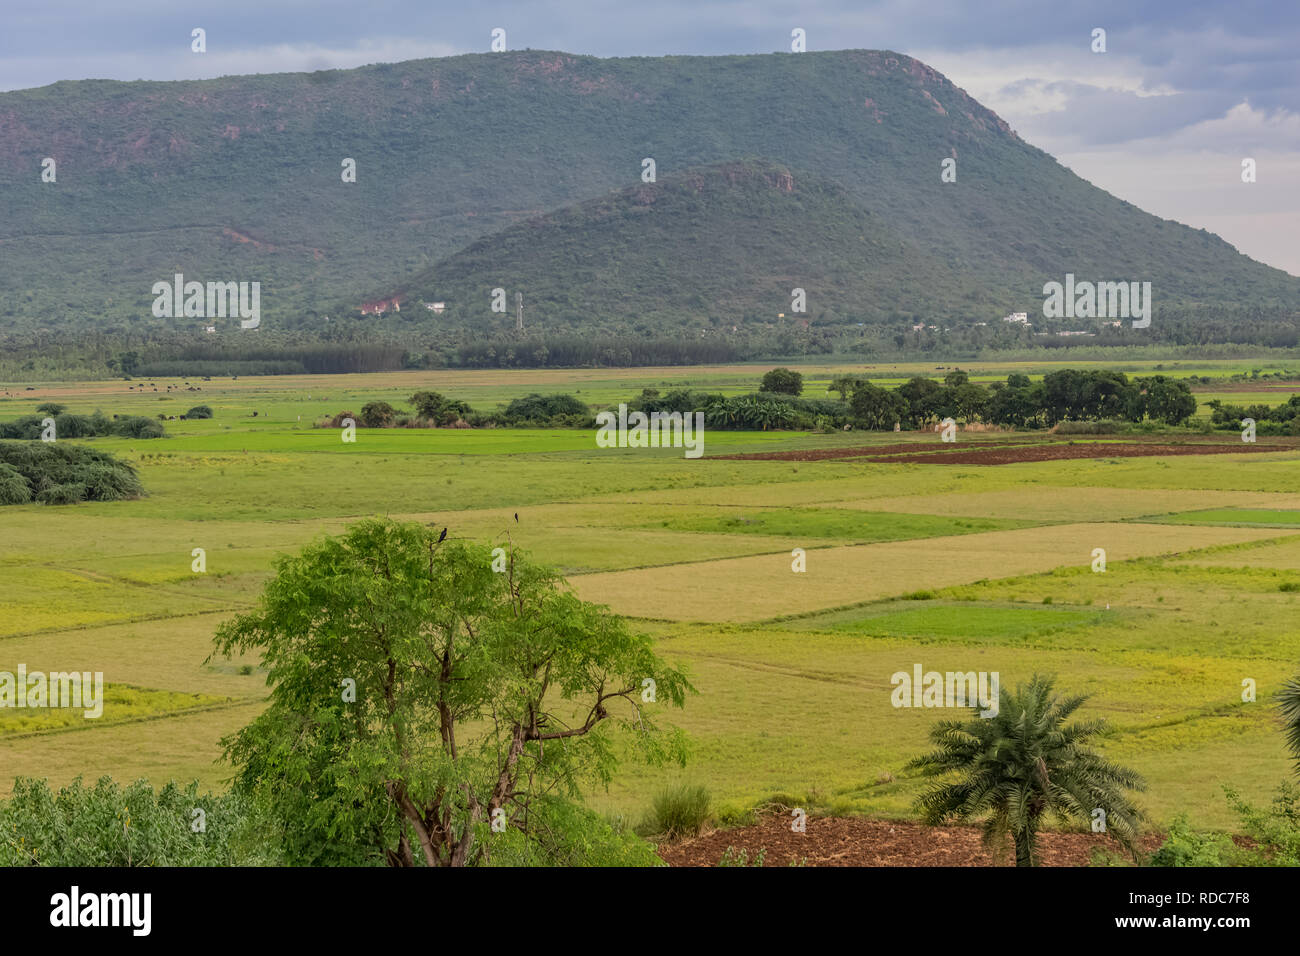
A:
644;785;713;840
640;507;1036;542
1157;508;1300;527
3;367;1300;840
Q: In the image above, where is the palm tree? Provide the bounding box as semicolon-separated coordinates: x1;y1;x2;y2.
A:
906;674;1146;866
1278;672;1300;774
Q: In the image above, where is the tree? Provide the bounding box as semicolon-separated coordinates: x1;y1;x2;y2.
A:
829;375;861;402
35;402;66;415
359;400;396;428
1136;376;1197;425
897;376;943;427
117;351;140;378
409;390;450;420
907;674;1146;866
850;381;906;430
1279;672;1300;776
759;368;803;396
209;519;691;867
985;378;1043;428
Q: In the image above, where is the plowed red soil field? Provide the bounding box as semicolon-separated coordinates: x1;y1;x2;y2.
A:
657;815;1167;867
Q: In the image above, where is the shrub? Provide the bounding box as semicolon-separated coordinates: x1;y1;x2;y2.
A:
1055;419;1127;435
1149;816;1236;866
324;410;357;428
500;393;588;425
109;416;165;438
646;784;712;840
36;482;86;505
1150;784;1300;867
410;391;472;424
0;462;31;504
479;798;662;867
53;413;100;439
35;402;66;415
359;401;397;428
0;776;271;866
0;441;142;506
760;368;803;396
0;416;43;439
184;405;214;419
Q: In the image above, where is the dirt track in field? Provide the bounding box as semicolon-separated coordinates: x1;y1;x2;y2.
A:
657;815;1166;867
713;440;1294;465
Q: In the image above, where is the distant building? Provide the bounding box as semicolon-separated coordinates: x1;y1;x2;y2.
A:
426;301;446;313
203;325;216;334
1002;312;1029;324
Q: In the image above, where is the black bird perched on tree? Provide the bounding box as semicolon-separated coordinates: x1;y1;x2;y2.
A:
437;527;447;543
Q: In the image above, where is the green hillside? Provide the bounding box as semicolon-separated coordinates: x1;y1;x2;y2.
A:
0;49;1295;340
396;158;971;330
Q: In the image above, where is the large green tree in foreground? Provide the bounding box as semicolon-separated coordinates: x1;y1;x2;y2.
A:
210;519;691;866
907;674;1146;866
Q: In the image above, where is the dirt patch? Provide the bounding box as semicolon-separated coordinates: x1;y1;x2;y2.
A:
714;440;1293;465
657;815;1165;867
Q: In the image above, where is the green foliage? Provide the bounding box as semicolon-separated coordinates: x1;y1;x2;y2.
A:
907;673;1146;866
850;380;907;429
359;400;397;428
36;483;86;505
0;462;30;505
35;402;66;415
1151;784;1300;867
1279;673;1300;775
0;776;271;866
479;797;663;867
1055;419;1127;435
1208;393;1300;433
0;441;143;506
183;405;214;419
408;390;472;424
0;412;164;440
647;784;713;840
1225;784;1300;865
500;392;590;425
209;518;693;866
760;368;804;396
718;846;766;867
1148;815;1237;866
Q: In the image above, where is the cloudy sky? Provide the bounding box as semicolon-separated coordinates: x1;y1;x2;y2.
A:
4;0;1296;275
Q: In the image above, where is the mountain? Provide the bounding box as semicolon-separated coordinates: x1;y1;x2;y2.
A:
0;49;1295;339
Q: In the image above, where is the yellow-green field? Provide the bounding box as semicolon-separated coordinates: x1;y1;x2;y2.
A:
3;368;1300;833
